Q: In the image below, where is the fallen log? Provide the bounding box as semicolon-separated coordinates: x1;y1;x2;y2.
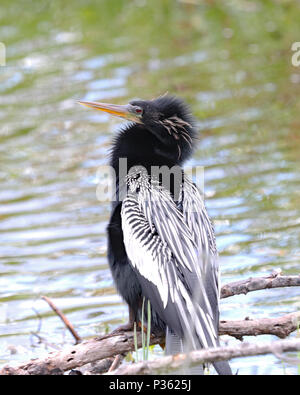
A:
0;332;164;375
1;271;299;375
106;338;300;375
1;311;299;375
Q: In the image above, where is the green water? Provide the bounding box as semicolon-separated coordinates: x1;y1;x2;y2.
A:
0;0;300;374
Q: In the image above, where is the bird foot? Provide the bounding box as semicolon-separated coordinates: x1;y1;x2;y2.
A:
111;321;149;334
110;322;135;335
137;322;146;333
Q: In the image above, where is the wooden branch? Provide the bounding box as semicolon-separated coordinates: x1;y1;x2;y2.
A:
219;311;300;340
1;311;299;375
108;354;122;373
0;332;164;375
80;356;124;375
107;338;300;375
1;271;299;375
41;296;81;344
220;272;300;299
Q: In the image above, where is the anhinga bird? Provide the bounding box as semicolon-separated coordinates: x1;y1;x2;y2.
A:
79;95;232;375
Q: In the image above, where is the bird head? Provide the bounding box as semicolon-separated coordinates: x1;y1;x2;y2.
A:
79;95;197;163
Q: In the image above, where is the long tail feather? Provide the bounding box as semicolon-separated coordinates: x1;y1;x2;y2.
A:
166;327;232;375
213;360;232;375
165;327;204;375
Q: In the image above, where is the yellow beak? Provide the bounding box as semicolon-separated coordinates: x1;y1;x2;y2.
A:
78;100;141;123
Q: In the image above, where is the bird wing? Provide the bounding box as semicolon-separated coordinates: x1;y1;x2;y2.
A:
180;176;220;331
121;175;220;349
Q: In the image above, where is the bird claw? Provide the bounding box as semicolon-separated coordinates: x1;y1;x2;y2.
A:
110;322;135;334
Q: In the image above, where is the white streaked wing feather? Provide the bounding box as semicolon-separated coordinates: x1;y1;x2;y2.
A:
122;196;171;308
181;177;220;297
121;174;219;347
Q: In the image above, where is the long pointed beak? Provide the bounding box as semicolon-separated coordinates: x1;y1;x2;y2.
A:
78;100;141;123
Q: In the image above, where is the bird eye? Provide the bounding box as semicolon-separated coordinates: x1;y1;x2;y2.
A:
134;107;143;115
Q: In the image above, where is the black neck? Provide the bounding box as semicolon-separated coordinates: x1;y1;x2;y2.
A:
110;123;191;176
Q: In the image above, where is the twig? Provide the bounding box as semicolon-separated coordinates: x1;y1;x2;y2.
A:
221;272;300;299
41;296;81;344
108;355;122;372
106;338;300;375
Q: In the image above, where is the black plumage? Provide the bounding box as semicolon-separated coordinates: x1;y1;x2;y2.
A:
79;95;232;375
